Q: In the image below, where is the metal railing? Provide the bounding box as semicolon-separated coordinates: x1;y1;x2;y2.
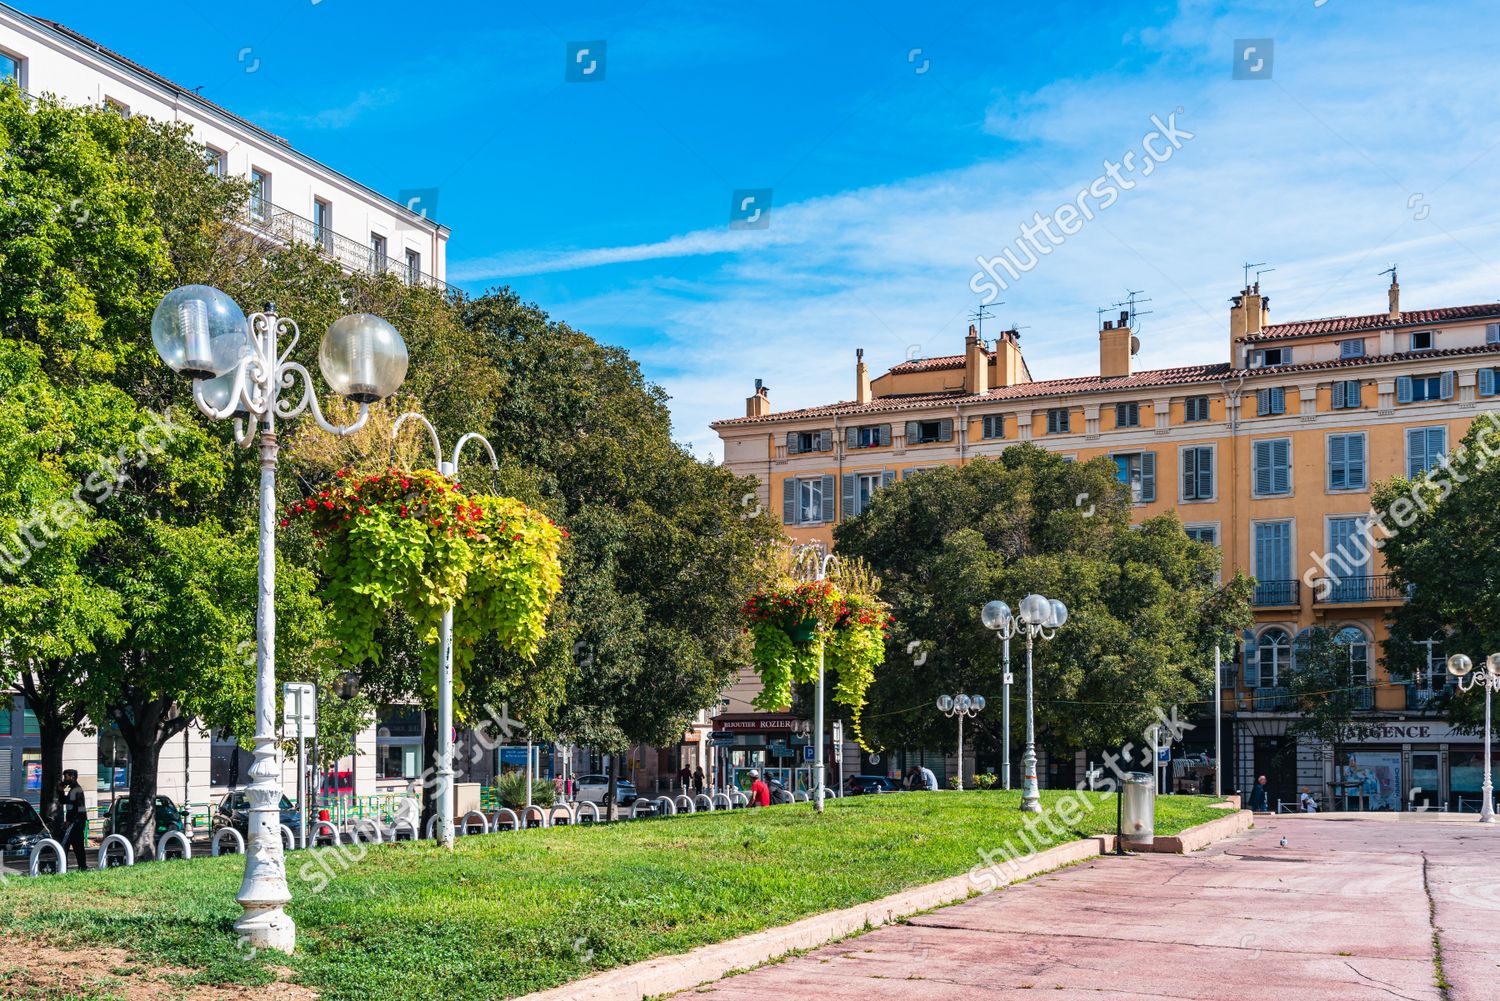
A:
1312;573;1411;604
1252;579;1300;607
1248;686;1293;711
246;200;460;296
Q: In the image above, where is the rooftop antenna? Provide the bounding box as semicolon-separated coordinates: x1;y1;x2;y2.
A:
1111;289;1153;331
1242;262;1267;287
1254;265;1276;287
1380;264;1398;283
192;85;205;95
968;303;997;337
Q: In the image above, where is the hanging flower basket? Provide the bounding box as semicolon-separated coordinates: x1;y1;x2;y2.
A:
285;467;564;696
741;560;890;751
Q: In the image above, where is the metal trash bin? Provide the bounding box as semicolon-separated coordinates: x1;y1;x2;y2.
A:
1122;772;1155;847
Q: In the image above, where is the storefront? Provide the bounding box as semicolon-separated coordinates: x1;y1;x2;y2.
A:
712;714;816;791
1335;722;1487;813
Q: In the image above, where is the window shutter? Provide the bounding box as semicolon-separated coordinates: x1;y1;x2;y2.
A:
1256;388;1270;415
1282;348;1292;365
1272;439;1290;494
785;432;800;456
1348;434;1365;488
1440;371;1455;400
846;427;859;450
1182;451;1196;500
905;421;920;443
1488;323;1500;345
1428;428;1446;468
1242;629;1260;688
820;474;835;523
819;429;833;452
1329;435;1347;490
1197;447;1213;499
1253;441;1271;495
1347;380;1361;408
879;424;892;447
938;418;954;442
1481;368;1496;397
1397;376;1413;403
1133;451;1154;502
842;473;858;520
1272;387;1285;413
782;478;797;524
882;469;895;487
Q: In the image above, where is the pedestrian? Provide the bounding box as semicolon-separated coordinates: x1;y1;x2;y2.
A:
58;769;88;871
678;765;692;791
693;766;705;795
1248;774;1270;813
1298;788;1319;813
748;769;771;807
918;764;939;791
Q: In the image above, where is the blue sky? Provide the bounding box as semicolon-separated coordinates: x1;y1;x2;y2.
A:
45;0;1500;458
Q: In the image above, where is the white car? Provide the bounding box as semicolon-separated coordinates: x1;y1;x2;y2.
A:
573;774;638;806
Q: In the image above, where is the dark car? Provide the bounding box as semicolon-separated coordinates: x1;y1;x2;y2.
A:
846;774;900;796
0;797;50;868
103;796;185;838
212;791;302;837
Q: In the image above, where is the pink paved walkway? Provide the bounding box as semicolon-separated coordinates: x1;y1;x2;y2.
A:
696;814;1500;1000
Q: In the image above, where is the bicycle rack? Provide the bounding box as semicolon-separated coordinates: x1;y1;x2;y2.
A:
212;828;245;856
28;839;65;876
311;819;340;845
457;810;489;835
278;824;296;850
156;831;192;861
521;805;547;829
575;802;601;824
694;793;715;811
654;796;677;816
97;834;134;868
489;808;520;831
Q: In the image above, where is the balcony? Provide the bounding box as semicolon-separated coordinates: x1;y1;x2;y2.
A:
247;200;459;296
1312;573;1411;605
1252;579;1300;607
1248;686;1293;711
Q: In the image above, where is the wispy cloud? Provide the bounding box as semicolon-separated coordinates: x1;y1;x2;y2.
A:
255;88;400;130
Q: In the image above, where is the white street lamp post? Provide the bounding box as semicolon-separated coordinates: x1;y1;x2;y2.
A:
994;594;1066;813
936;694;985;790
391;413;498;848
153;286;409;953
792;545;837;814
981;602;1017;790
1446;653;1499;823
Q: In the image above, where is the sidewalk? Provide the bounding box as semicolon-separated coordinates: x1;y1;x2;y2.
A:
694;814;1500;1000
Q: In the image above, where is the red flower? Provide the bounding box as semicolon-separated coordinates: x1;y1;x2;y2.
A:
279;519;289;527
513;533;521;541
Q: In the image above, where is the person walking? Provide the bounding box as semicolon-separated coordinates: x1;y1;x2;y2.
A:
692;766;705;796
748;769;771;808
58;769;88;871
677;765;692;792
1248;774;1271;813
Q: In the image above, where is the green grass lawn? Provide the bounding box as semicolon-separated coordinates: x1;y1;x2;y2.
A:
0;790;1228;1000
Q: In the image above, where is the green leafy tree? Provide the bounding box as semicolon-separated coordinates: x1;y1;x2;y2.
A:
1288;626;1383;744
834;445;1253;759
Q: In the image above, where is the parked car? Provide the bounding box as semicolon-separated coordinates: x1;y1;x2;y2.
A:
845;774;900;796
103;795;185;838
573;774;638;806
212;790;302;837
0;797;51;868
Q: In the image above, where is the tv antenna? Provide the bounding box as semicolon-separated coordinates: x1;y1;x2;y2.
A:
969;303;998;336
1111;289;1153;331
1242;262;1267;287
1379;264;1398;283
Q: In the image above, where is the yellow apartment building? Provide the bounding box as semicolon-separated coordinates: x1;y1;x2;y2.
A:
712;275;1499;812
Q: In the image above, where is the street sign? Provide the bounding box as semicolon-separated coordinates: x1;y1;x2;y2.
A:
1158;746;1171;764
832;720;843;745
282;683;316;737
710;732;736;747
803;746;815;762
1003;672;1014;685
788;733;809;746
768;741;792;758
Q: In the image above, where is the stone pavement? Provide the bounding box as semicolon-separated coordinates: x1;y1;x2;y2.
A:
694;814;1500;1000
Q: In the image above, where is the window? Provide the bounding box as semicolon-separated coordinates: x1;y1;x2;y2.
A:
981;414;1005;440
405;248;422;284
249;169;271;220
1480;368;1500;397
1397;373;1452;403
377;706;422;738
1250;627;1292;687
905;418;953;444
1335;627;1370;687
1183;395;1210;422
1253;347;1291;367
1256;387;1286;416
1252;438;1291;496
846;424;891;449
378;744;421;780
1410;330;1435;352
783;475;834;525
313;199;333;251
1253;521;1293;590
1112;451;1156;503
210;735;255;787
1327;433;1367;491
1115;402;1140;428
1326;517;1372;593
1181;446;1214;501
104;96;129;117
203;146;227;177
1185;524;1218;546
1487;323;1500;345
841;470;893;519
369;232;388;272
786;430;832;455
1331;380;1362;409
1339;339;1365;359
1413;638;1449;698
1406;426;1447;477
0;50;21;85
1046;408;1071;434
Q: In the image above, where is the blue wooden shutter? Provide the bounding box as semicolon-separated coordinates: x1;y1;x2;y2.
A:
1253;440;1272;495
1197;447;1213;499
846;427;859;450
1488;323;1500;345
1139;451;1156;502
819;429;833;452
879;424;892;447
1428;428;1446;470
882;469;895;487
1272;387;1286;414
1242;628;1260;688
1397;376;1413;403
782;478;797;524
1256;388;1270;415
1348;434;1365;488
1182;449;1196;499
820;475;835;522
842;473;858;520
1329;435;1347;490
1440;371;1455;400
786;432;800;455
938;418;954;442
1272;439;1290;494
1480;368;1496;397
905;420;920;443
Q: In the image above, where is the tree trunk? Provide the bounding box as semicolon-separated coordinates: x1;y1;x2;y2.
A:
37;723;70;837
121;732;162;859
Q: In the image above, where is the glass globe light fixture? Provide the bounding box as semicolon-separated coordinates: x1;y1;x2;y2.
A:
151;285;249;379
936;695;954;713
1448;653;1474;678
955;695;972;713
981;600;1012;631
1019;593;1050;625
972;695;986;712
1489;653;1500;675
319;313;409;403
197;340;254;415
1049;599;1069;629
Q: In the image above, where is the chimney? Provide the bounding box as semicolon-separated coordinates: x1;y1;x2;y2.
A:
745;378;770;418
855;348;872;404
1099;310;1133;378
1229;282;1270;368
1388;268;1401;320
993;327;1029;387
963;324;990;395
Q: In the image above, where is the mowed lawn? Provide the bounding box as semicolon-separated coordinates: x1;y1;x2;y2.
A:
0;791;1228;1000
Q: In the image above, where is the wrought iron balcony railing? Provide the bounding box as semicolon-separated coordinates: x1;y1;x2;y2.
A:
1249;686;1293;711
1312;573;1412;605
246;200;459;296
1252;579;1300;607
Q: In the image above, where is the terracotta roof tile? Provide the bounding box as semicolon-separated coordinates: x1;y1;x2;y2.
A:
1247;302;1500;342
712;343;1500;428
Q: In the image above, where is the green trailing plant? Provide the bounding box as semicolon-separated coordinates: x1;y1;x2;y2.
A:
742;557;890;751
494;769;556;810
286;467;564;701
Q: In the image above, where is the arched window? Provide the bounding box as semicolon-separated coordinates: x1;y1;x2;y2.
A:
1334;626;1370;685
1257;628;1292;687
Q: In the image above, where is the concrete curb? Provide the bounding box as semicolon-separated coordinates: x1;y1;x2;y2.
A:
514;812;1247;1001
